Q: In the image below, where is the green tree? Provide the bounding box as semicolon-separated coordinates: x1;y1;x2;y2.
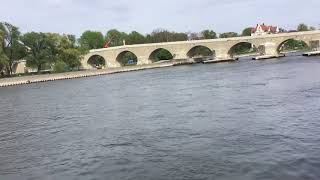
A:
149;29;171;42
45;33;65;62
173;32;188;41
105;29;127;47
201;30;217;39
148;29;188;43
297;23;309;31
0;54;8;76
126;31;145;45
0;22;27;75
58;34;86;70
219;32;238;38
59;48;83;70
66;34;76;48
53;60;68;73
0;30;9;76
145;34;154;43
21;32;57;73
155;49;173;61
242;27;253;36
57;34;77;50
79;31;105;50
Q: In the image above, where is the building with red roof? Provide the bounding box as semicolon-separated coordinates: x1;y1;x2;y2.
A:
251;23;279;36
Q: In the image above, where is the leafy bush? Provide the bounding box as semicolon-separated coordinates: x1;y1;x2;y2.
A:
53;60;68;73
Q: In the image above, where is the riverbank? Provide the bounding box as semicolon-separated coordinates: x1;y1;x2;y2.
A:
0;61;174;87
9;53;318;87
0;58;240;87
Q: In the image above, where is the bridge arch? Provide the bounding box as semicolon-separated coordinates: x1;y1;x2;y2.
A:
187;45;215;60
228;42;257;58
277;38;310;54
116;51;138;66
149;48;174;62
87;55;106;69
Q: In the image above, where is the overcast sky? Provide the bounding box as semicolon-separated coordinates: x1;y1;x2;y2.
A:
1;0;319;36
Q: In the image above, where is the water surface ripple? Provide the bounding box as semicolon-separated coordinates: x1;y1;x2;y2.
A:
1;56;320;180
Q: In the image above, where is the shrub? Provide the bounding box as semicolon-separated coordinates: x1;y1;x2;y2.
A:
53;60;68;73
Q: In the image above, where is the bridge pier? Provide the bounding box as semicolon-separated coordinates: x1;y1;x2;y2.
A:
172;52;188;60
253;42;284;60
310;40;320;51
137;56;152;65
215;49;234;61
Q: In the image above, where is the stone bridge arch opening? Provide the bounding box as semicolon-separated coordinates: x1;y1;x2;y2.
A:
149;48;174;63
187;46;215;61
87;55;106;69
277;39;310;54
116;51;138;66
228;42;258;58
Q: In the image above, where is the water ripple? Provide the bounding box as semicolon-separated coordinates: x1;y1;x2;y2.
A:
1;56;320;179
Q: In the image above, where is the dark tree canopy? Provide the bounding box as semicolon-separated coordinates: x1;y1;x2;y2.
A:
21;32;84;73
126;31;145;45
105;29;127;47
146;29;188;43
219;32;239;38
297;23;309;31
21;32;55;72
0;30;9;74
150;48;173;62
201;30;217;39
79;31;105;50
242;27;253;36
59;48;83;70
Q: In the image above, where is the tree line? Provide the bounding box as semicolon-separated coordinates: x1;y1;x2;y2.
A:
0;22;317;77
0;22;86;76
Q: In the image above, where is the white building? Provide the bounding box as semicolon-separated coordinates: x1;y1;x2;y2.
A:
251;23;279;36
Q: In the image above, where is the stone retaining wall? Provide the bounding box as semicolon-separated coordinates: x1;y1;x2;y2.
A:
0;62;175;87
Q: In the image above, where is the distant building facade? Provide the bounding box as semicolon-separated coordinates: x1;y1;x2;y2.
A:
251;23;280;36
12;60;37;74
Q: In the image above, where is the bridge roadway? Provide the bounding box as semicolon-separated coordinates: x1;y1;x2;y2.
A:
81;31;320;69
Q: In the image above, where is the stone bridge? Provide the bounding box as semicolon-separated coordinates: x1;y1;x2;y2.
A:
81;30;320;69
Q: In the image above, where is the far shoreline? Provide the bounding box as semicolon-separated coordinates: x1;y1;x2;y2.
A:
1;52;317;88
0;60;196;87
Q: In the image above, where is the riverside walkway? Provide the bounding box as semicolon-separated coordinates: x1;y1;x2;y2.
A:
0;59;199;87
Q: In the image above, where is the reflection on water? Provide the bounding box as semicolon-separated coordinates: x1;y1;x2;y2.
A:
0;55;320;180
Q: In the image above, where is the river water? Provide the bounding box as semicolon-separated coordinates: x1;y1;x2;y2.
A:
0;55;320;180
